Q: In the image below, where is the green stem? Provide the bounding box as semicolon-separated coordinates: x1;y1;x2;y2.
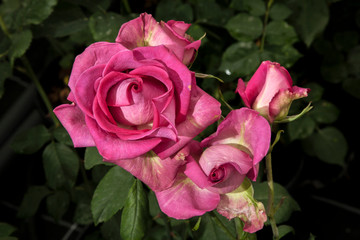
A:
21;56;60;127
265;151;279;240
260;0;274;52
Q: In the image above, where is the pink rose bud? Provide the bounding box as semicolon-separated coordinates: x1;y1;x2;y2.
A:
115;13;201;65
236;61;310;122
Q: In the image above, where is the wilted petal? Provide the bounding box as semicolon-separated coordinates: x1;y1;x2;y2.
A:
155;173;220;219
217;178;267;233
106;151;184;191
53;104;95;147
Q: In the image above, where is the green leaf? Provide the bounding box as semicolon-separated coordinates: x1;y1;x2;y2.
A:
194;212;236;240
226;13;263;41
311;127;348;166
42;142;79;189
91;166;134;225
89;11;127;42
278;225;295;239
8;30;32;66
73;187;93;225
155;0;193;23
310;100;340;124
296;0;329;46
219;42;261;77
266;20;298;46
100;212;121;240
269;3;292;20
15;0;57;26
120;179;148;240
262;44;302;69
0;223;16;237
320;62;348;84
0;61;12;99
342;76;360;99
52;126;73;146
35;5;88;38
84;147;113;170
46;190;70;221
303;82;324;103
17;185;51;218
11;125;51;154
253;182;300;224
195;0;233;26
347;45;360;77
287;115;316;141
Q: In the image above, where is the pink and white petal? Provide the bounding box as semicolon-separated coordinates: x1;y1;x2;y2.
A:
201;108;270;179
269;86;310;122
106;151;185;192
155;173;220;219
184;154;213;189
252;62;293;116
217;179;267;233
53;104;95;147
85;116;162;160
115;13;150;48
154;86;221;159
68;42;127;92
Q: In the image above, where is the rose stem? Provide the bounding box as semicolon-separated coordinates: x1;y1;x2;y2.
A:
21;56;60;128
260;0;275;52
266;129;283;240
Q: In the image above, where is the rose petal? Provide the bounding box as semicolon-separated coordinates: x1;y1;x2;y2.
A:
155;173;220;219
53;104;95;147
201;108;271;181
106;151;185;191
217;179;267;233
85;116;162;160
68;42;127;93
154;86;221;159
269;86;310;122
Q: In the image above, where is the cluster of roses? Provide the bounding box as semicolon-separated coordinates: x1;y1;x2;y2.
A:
54;13;309;233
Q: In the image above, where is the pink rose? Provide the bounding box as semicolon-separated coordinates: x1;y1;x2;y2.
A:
53;42;221;191
236;61;310;122
155;108;270;232
115;13;201;65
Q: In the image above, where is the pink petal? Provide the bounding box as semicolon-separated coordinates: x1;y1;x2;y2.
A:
105;151;185;191
269;86;310;122
68;42;127;93
166;20;191;36
201;108;271;181
154;86;221;159
85;116;162;160
155;173;220;219
199;144;253;194
74;64;105;117
217;179;267;233
53;104;95;147
235;78;251;108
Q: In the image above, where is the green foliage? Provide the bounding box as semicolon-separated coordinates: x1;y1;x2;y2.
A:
254;182;300;224
120;179;149;240
17;185;51;218
11;124;50;154
91;166;134;225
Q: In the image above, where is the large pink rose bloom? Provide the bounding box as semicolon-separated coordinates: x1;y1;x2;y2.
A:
236;61;310;122
53;42;221;190
116;13;201;66
155;108;270;233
